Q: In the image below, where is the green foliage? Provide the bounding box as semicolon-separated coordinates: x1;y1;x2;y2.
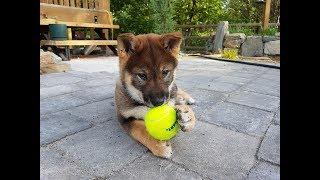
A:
173;0;224;25
259;27;278;36
110;0;280;36
222;49;238;60
150;0;175;34
229;26;255;36
111;1;155;35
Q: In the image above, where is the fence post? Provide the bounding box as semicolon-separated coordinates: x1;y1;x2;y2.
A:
262;0;272;30
212;21;228;54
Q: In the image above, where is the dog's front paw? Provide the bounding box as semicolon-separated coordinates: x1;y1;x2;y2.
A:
150;141;172;159
175;105;196;132
176;91;195;105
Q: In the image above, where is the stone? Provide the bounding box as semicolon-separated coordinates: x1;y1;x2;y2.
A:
40;111;93;145
171;121;260;179
187;88;226;117
66;99;116;124
274;107;280;125
108;154;203;180
53;121;147;177
241;36;264;57
213;21;229;53
198;81;241;93
257;124;280;164
223;33;246;49
205;33;215;52
40;72;85;87
262;36;280;42
247;161;280;180
228;91;280;112
264;40;280;55
69;85;114;102
214;75;252;85
40;84;81;100
40;94;90;115
201;102;274;137
41;51;70;74
242;81;280;97
40;147;93;179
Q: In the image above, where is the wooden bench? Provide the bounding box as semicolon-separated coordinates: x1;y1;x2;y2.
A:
40;0;119;59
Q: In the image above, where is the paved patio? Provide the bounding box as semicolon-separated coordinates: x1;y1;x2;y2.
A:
40;56;280;180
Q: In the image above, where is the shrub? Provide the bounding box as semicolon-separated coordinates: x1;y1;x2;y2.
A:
222;49;238;60
259;27;279;36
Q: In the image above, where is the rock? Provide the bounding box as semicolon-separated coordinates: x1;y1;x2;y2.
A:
40;51;70;74
240;36;263;57
264;40;280;55
262;36;280;42
223;33;246;49
213;21;229;53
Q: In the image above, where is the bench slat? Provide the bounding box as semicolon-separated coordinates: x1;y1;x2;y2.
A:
40;19;119;29
41;40;118;46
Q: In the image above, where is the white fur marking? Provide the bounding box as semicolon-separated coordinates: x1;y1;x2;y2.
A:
126;82;145;104
122;106;149;119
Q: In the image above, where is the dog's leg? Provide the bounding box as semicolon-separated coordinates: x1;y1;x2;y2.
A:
176;89;195;105
175;104;196;132
125;120;173;158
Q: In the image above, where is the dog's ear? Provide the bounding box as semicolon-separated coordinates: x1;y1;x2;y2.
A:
161;32;182;55
117;33;140;55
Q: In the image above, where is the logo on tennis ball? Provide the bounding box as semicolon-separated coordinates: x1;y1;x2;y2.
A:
144;104;179;141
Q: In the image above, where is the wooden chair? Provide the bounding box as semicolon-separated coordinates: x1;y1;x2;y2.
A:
40;0;119;59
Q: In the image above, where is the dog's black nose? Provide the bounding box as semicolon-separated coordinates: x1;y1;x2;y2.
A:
150;96;166;107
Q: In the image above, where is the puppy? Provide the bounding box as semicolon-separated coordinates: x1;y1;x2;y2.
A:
114;32;196;158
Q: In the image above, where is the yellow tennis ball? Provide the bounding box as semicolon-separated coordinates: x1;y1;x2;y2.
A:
144;104;179;141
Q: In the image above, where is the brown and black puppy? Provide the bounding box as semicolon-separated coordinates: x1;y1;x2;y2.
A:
114;32;196;158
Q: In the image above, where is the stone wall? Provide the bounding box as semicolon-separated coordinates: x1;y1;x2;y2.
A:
223;33;280;57
206;22;280;57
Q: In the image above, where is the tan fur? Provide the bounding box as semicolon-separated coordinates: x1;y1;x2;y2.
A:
128;120;172;158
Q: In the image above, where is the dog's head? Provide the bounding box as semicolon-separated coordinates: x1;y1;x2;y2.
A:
117;32;182;107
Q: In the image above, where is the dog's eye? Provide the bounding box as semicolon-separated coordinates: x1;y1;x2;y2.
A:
137;73;147;81
162;70;170;78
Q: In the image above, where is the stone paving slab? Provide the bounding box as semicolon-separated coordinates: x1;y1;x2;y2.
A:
257;124;280;165
171;121;260;179
108;153;204;180
213;75;252;85
41;73;86;87
186;89;227;117
67;70;115;80
74;78;114;89
228;91;280;112
40;111;93;146
200;102;274;137
66;99;116;124
52;120;147;177
274;107;280;125
242;80;280;97
226;71;258;79
40;94;90;115
70;85;115;102
41;147;93;180
246;161;280;180
40;84;81;100
198;81;241;93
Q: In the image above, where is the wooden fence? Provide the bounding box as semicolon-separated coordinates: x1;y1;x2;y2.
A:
175;22;280;52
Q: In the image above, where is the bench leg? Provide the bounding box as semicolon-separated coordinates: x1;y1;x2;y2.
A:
65;46;71;60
